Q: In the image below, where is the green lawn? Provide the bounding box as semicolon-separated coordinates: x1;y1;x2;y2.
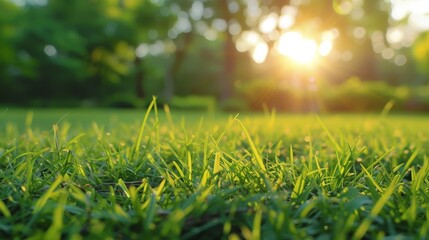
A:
1;105;429;239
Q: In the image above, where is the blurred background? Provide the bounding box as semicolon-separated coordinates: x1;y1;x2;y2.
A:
1;0;429;112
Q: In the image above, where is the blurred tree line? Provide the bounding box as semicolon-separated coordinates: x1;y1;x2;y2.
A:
0;0;428;110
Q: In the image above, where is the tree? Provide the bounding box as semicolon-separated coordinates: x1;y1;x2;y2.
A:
11;0;117;105
2;0;428;107
0;0;21;103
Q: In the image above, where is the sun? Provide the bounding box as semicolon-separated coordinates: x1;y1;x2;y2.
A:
244;30;334;65
276;31;321;65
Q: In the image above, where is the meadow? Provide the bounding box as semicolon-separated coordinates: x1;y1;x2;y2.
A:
1;103;429;239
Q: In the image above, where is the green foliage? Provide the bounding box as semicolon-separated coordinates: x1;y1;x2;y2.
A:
102;92;145;108
0;0;428;107
170;95;216;111
413;32;429;75
237;79;304;112
219;97;249;112
1;109;429;239
238;77;429;112
236;77;314;112
320;77;408;112
0;0;20;102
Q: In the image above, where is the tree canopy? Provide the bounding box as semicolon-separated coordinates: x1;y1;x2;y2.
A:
1;0;428;109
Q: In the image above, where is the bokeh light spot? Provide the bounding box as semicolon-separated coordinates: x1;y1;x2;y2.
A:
44;45;57;57
394;54;407;66
252;42;269;64
319;40;333;56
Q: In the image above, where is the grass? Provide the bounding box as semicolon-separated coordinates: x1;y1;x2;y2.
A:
1;103;429;239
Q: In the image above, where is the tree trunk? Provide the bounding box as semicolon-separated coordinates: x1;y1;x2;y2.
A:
219;0;236;102
163;32;193;102
134;56;145;99
163;70;174;102
220;33;235;101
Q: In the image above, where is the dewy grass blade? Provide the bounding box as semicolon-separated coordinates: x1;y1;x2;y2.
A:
144;194;157;230
25;155;35;192
154;97;160;146
3;109;429;239
406;167;418;222
203;133;209;170
360;164;383;193
237;119;266;172
199;169;210;188
352;175;399;240
163;104;174;128
33;175;63;214
316;116;342;154
24;147;49;192
413;155;429;191
380;99;395;120
156;179;166;200
53;124;60;157
45;195;66;239
133;96;156;160
173;161;185;178
209;114;239;156
291;172;306;201
25;111;34;140
213;152;221;174
289;144;294;168
252;209;262;240
117;179;130;198
398;147;420;180
0;200;11;218
187;151;192;181
63;133;86;149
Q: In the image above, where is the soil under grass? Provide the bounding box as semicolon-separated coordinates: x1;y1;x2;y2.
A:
0;106;429;239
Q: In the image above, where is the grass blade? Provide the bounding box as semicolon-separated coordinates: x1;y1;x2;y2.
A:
353;175;399;240
0;200;11;218
45;195;66;239
291;172;306;201
133;96;157;160
33;175;63;214
213;152;221;174
237;119;266;172
316;116;342;154
252;209;262;240
117;179;130;198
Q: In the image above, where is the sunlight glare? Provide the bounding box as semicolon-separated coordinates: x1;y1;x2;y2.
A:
390;0;429;31
277;32;318;65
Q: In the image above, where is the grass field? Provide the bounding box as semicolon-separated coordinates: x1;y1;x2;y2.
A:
1;104;429;239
